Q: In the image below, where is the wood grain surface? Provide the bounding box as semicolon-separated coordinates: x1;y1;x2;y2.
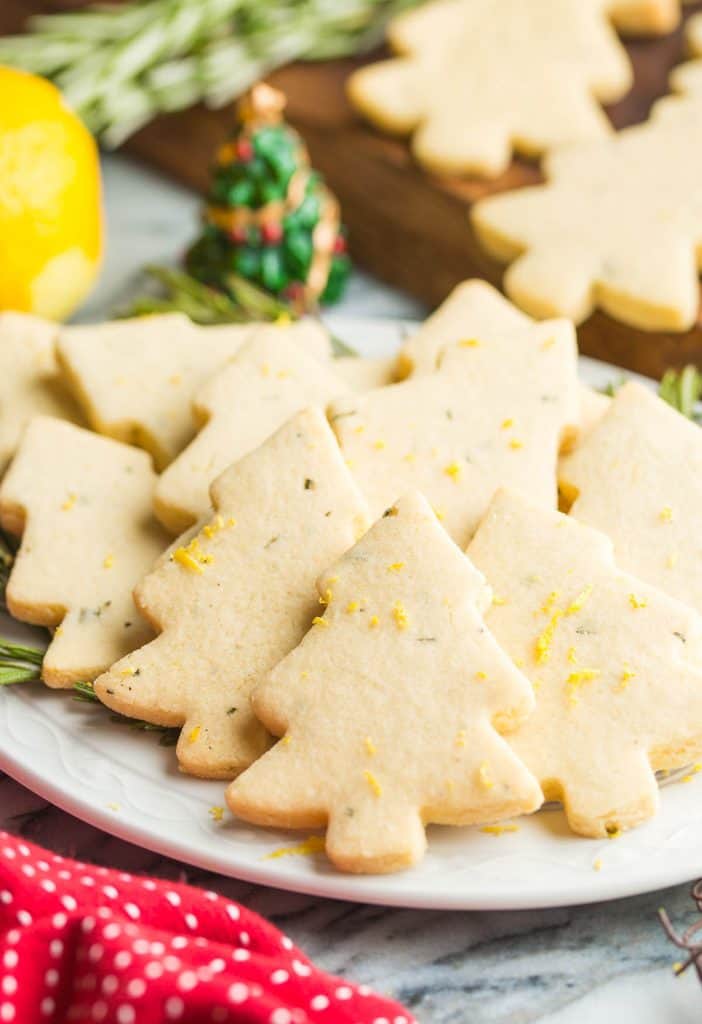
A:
3;0;702;376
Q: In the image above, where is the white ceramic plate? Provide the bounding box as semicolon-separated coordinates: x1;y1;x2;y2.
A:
2;315;701;912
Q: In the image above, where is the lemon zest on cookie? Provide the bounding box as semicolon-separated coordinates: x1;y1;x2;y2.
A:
363;769;382;797
312;616;328;628
478;761;494;789
480;824;518;835
188;725;201;744
444;461;461;480
535;611;562;663
369;615;379;628
392;601;409;630
61;492;77;511
629;593;647;610
364;736;376;756
659;506;673;523
566;585;593;615
266;835;325;859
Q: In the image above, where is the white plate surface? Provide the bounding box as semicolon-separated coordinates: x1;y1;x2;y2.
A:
2;315;700;912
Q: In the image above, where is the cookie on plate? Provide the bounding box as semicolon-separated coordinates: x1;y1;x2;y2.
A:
0;313;82;474
228;491;541;874
93;409;369;780
560;380;702;614
328;318;579;546
468;489;702;837
57;315;331;469
473;92;702;330
0;417;167;687
348;0;676;178
154;328;350;534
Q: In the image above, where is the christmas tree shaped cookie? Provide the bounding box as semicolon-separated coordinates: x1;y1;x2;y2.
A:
0;313;82;473
228;491;541;874
473;92;702;330
328;319;579;546
468;489;702;837
57;314;331;469
396;279;531;378
154;327;349;534
348;0;677;178
93;409;369;779
560;381;702;615
0;417;167;687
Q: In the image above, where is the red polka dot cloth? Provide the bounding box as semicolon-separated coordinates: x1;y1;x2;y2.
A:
0;832;413;1024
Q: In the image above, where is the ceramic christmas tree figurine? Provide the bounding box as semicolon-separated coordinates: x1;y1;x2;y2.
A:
187;83;350;313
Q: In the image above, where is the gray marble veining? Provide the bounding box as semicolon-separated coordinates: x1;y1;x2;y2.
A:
1;154;701;1024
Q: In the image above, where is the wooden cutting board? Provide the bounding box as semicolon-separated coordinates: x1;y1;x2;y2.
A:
3;0;702;377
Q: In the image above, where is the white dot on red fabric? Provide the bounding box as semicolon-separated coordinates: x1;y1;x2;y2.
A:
37;860;49;871
177;971;198;993
270;1010;292;1024
21;864;35;877
165;996;184;1020
232;949;250;962
0;1003;15;1021
49;940;63;959
358;986;371;996
209;958;226;974
228;983;249;1005
40;880;56;893
124;903;140;921
171;937;187;950
372;1018;390;1024
271;970;289;985
225;904;239;921
45;969;59;987
40;998;55;1017
184;913;198;930
394;1017;409;1024
17;844;29;856
5;932;19;946
103;923;121;940
197;968;213;984
96;908;111;920
127;979;146;999
82;917;96;934
281;936;293;951
150;941;165;956
90;1001;107;1022
88;944;104;963
80;877;95;887
141;880;156;891
194;938;207;948
132;939;150;956
163;956;181;972
1;978;17;996
17;910;32;926
310;996;329;1011
238;931;250;946
292;961;311;978
101;976;119;996
57;870;72;881
144;962;163;980
116;1005;135;1023
114;952;132;970
0;892;12;905
52;913;67;929
204;891;218;901
61;895;77;912
2;953;17;970
118;874;132;883
165;891;181;908
102;886;118;899
335;986;352;1001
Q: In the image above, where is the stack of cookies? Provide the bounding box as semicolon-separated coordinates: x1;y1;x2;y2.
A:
2;283;702;874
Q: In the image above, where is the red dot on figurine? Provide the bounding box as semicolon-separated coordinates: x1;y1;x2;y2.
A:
261;222;283;245
236;138;254;162
333;235;347;255
228;226;248;245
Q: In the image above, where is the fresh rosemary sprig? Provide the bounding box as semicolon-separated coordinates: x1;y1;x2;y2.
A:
120;265;356;355
0;0;421;147
659;365;702;422
0;640;44;686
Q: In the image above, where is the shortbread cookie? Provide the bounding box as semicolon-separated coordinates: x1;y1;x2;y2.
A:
0;417;167;687
468;489;702;837
57;315;331;469
397;279;531;378
0;313;82;474
348;0;676;178
669;12;702;95
560;381;702;614
334;355;398;391
228;491;541;874
473;92;702;330
94;409;369;780
154;329;350;534
328;319;579;546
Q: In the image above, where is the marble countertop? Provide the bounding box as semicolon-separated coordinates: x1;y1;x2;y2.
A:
2;155;702;1024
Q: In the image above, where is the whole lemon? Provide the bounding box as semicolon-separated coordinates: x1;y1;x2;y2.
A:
0;66;103;320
